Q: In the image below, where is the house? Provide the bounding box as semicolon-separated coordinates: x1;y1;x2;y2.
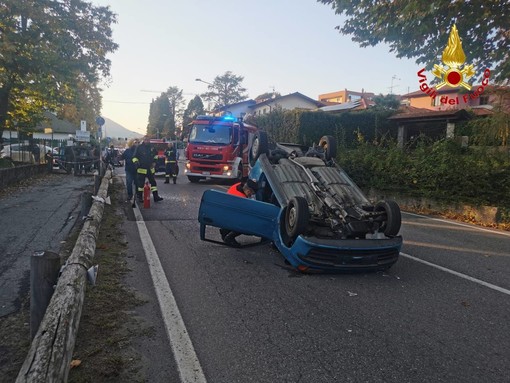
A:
213;99;256;121
248;92;325;116
318;89;375;104
2;111;79;142
318;98;372;113
388;107;473;147
401;85;491;111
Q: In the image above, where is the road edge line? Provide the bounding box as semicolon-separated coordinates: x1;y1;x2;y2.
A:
133;204;207;383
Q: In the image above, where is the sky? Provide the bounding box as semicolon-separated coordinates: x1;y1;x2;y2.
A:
92;0;423;135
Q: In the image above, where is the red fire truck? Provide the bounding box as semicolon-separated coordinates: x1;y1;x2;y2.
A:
148;138;168;174
184;114;259;183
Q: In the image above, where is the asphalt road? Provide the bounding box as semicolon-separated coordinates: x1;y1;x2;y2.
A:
122;168;510;383
0;173;94;317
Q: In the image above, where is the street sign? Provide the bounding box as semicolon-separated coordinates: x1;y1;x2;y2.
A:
75;130;91;142
80;120;87;131
95;116;105;126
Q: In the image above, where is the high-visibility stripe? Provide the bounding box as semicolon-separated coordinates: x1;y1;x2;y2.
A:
132;158;139;163
137;168;147;174
151;186;157;192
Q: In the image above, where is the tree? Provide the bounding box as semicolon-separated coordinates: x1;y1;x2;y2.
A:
165;86;185;139
146;86;185;139
182;96;204;139
318;0;509;83
147;94;170;138
255;92;281;102
0;0;118;141
200;71;248;110
373;94;401;111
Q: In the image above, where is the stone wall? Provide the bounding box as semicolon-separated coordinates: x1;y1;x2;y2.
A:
367;188;508;226
0;164;47;190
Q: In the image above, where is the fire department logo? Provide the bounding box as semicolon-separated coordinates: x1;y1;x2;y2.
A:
431;24;475;90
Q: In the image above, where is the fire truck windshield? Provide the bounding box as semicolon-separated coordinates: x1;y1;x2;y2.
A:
189;124;232;145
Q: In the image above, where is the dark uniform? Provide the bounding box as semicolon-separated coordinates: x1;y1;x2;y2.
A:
164;143;179;184
45;150;53;173
132;140;163;202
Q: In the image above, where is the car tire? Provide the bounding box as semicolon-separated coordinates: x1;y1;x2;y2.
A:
249;131;269;167
375;200;401;236
284;196;309;245
319;135;337;161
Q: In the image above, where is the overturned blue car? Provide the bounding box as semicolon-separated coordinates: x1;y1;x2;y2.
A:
198;133;403;273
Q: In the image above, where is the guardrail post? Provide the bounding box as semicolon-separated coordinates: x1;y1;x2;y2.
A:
30;251;61;340
80;191;93;218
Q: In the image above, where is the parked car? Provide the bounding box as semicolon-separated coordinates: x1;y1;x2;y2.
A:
198;133;403;273
0;143;58;164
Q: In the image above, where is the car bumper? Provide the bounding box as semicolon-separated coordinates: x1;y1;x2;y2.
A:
276;235;402;272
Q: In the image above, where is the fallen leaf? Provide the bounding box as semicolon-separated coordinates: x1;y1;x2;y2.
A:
70;359;81;368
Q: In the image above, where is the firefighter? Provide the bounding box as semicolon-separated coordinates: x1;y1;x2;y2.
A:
132;136;163;203
163;142;179;184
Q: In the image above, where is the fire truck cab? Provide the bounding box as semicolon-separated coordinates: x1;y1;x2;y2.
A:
184;114;258;183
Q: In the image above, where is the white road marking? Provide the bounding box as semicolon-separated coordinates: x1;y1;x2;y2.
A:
133;204;207;383
400;252;510;296
403;211;510;237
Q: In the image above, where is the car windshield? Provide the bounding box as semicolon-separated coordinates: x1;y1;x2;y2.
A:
189;124;231;145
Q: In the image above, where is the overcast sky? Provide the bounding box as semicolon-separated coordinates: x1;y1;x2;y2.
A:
92;0;422;134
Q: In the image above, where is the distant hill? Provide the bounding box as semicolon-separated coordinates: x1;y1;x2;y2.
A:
103;118;143;139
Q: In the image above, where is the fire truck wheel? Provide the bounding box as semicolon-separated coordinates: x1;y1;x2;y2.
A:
188;176;202;183
249;131;268;167
236;164;243;182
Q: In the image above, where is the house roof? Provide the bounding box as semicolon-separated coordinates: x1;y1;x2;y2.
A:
215;99;256;112
388;108;471;122
250;92;325;109
402;85;485;98
319;99;363;112
35;111;78;134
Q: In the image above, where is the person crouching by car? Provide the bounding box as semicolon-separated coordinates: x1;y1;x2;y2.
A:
219;179;258;247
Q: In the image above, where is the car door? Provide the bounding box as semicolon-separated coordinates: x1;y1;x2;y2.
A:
198;189;280;240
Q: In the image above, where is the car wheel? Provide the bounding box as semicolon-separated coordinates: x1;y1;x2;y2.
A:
375;200;401;236
188;176;201;183
284;196;309;245
319;135;337;161
249;131;268;167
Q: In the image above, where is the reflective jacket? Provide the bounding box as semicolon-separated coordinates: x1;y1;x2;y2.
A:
164;146;177;163
132;142;157;169
227;182;246;198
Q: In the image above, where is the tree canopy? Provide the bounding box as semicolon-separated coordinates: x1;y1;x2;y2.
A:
182;95;205;139
200;71;248;110
146;86;185;139
318;0;509;83
0;0;118;140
